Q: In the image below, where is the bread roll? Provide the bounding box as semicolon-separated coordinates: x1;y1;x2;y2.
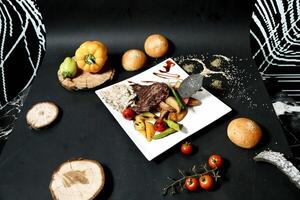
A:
122;49;147;71
144;34;168;58
227;118;262;149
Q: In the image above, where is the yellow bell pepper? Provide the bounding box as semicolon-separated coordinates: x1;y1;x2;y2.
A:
75;41;108;73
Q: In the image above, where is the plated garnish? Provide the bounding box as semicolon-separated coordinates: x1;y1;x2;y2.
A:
101;80;200;142
96;58;231;161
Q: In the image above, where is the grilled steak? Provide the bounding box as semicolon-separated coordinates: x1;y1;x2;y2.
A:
131;82;169;113
131;84;148;97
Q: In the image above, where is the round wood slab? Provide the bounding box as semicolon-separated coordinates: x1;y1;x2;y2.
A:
58;64;115;90
49;158;105;200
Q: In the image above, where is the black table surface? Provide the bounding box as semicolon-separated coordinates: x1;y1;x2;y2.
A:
0;0;299;199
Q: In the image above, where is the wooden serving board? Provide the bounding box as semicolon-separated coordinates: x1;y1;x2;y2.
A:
58;64;115;90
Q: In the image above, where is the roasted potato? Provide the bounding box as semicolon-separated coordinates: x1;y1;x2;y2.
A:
159;110;169;120
159;101;176;112
134;119;145;131
168;109;188;122
165;96;181;113
136;113;156;123
141;112;157;119
187;98;201;106
145;121;155;142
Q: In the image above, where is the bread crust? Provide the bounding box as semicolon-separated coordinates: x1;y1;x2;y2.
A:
227;118;262;149
144;34;168;58
122;49;147;71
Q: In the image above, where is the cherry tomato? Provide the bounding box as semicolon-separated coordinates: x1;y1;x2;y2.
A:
122;108;135;120
181;142;193;155
199;175;214;190
182;98;190;105
208;154;223;169
154;119;167;132
184;177;199;191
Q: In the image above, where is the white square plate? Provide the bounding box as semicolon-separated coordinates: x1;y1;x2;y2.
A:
95;58;231;161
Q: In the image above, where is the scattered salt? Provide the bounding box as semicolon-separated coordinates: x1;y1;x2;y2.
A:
172;54;265;110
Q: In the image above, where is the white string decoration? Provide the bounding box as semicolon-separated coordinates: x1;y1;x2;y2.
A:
0;0;45;109
250;0;300;77
0;0;45;138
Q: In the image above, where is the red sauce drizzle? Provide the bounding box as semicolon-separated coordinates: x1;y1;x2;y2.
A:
159;60;175;73
141;81;158;83
130;60;180;83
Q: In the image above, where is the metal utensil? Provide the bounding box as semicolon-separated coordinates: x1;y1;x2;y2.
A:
177;74;203;98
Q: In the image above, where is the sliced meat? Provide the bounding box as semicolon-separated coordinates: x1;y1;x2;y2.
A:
131;84;148;97
131;82;169;113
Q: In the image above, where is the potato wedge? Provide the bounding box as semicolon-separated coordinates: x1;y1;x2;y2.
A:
176;109;188;121
159;101;176;112
168;109;188;122
159;110;169;120
134;120;145;131
168;112;177;122
135;113;156;123
187;98;201;107
145;122;155;142
141;112;157;122
135;115;144;122
165;96;181;113
141;112;156;119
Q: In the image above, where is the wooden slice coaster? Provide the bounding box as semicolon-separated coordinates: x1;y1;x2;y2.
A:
58;64;115;90
26;101;59;130
49;158;105;200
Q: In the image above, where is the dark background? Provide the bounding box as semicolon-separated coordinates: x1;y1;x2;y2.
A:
249;0;300;159
41;0;253;56
0;0;299;199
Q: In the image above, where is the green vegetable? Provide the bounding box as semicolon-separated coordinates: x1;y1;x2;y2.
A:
170;86;187;109
59;57;77;78
153;128;176;140
164;119;182;131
